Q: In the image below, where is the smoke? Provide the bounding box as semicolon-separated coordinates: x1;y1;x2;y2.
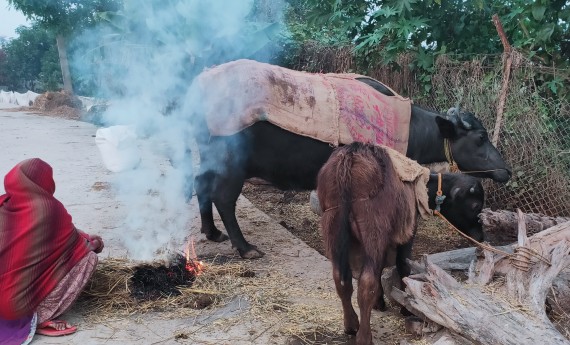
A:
72;0;285;260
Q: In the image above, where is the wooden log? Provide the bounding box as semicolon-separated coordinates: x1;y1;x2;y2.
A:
550;267;570;317
480;208;570;244
392;217;570;345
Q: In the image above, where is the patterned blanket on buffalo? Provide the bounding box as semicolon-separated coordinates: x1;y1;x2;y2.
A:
191;59;412;153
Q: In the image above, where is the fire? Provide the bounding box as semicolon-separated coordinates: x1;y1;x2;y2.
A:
185;237;205;275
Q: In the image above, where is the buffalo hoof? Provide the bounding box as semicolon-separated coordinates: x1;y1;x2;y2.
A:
238;246;265;259
203;229;229;243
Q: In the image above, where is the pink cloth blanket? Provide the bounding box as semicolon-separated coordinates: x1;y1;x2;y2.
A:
191;59;412;154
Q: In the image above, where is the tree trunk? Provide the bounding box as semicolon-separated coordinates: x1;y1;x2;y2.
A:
481;208;570;244
56;34;73;93
391;215;570;345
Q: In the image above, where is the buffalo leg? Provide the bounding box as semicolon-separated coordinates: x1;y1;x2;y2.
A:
211;169;265;259
356;263;381;345
332;264;359;335
195;171;228;242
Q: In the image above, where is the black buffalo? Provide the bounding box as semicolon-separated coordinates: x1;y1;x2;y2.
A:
189;73;509;259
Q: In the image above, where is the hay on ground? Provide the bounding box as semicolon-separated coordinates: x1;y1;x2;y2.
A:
75;257;351;341
29;91;84;120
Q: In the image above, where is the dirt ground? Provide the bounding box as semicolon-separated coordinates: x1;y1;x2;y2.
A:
242;180;472;260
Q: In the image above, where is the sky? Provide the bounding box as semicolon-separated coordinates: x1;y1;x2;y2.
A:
0;0;30;39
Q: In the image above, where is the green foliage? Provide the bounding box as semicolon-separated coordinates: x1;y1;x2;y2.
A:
39;44;62;91
277;0;352;69
8;0;122;93
0;24;59;92
294;0;570;95
8;0;121;35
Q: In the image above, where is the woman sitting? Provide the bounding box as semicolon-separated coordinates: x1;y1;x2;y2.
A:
0;158;104;344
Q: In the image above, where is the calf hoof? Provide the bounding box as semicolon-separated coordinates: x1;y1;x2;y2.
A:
344;327;358;336
400;306;414;316
355;332;373;345
238;246;265;259
373;296;387;311
343;318;359;336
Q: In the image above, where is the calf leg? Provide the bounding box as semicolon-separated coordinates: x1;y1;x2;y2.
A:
332;264;359;335
356;263;382;345
373;290;386;311
396;238;414;316
373;246;397;311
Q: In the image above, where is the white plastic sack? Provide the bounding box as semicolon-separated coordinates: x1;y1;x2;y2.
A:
0;90;39;105
95;125;141;172
0;91;15;104
14;91;39;106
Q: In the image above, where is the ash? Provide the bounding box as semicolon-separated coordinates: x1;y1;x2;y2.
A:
130;253;196;300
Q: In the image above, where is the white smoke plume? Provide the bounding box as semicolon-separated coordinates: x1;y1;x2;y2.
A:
72;0;285;260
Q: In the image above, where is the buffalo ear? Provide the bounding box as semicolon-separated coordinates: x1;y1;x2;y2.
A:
450;186;461;200
435;116;457;139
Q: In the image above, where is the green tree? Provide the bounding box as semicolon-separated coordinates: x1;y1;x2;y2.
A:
0;24;59;92
0;48;7;88
300;0;570;68
7;0;121;92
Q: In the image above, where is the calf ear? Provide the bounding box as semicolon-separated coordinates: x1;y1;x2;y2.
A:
435;116;457;139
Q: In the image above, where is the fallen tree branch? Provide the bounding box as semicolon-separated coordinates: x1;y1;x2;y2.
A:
480;208;570;244
392;215;570;345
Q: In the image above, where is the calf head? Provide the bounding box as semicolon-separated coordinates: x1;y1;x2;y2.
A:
435;109;512;183
428;173;485;241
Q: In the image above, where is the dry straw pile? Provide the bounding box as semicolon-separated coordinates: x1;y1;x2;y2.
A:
75;256;409;342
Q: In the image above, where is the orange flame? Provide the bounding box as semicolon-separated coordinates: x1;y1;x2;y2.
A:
184;237;204;275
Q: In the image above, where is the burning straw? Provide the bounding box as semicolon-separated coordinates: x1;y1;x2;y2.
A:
76;254;251;322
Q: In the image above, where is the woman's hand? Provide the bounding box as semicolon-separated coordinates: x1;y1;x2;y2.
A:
88;235;104;254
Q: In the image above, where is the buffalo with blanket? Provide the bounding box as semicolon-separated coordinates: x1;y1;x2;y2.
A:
183;59;509;258
316;142;484;345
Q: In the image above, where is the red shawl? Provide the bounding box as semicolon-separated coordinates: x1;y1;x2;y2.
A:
0;158;91;320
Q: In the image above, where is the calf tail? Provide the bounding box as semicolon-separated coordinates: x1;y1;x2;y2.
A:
335;147;357;284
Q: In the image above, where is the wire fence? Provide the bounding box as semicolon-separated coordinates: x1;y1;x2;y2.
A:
287;45;570;217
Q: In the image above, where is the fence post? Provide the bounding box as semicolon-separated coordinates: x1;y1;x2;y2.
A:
491;14;513;147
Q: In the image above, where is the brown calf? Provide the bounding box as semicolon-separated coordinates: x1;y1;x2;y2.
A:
317;142;484;345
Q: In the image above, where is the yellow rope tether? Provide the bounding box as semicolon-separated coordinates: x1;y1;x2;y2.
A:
433;175;550;271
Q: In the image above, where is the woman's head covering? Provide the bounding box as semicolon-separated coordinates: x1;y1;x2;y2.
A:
0;158;90;319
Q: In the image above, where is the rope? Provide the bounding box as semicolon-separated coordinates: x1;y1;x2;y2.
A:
433;174;550;270
443;138;460;173
432;210;551;270
443;139;509;176
460;168;506;174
